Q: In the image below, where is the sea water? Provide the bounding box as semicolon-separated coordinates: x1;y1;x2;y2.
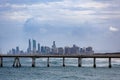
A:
0;58;120;80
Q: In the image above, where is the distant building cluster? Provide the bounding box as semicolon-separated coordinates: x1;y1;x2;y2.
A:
8;39;94;55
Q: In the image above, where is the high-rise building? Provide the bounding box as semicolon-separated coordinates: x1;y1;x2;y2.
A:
41;46;46;54
80;47;86;54
64;47;71;54
71;45;79;54
29;39;31;52
52;41;57;53
58;47;64;54
45;46;50;54
16;46;19;54
33;39;36;53
12;48;16;54
86;47;94;54
52;41;56;48
38;43;41;53
27;39;31;53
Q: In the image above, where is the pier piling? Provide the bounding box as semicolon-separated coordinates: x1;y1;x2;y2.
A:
47;57;50;67
63;57;65;67
32;57;35;67
13;57;21;67
93;58;96;68
78;58;82;67
0;57;3;67
109;58;112;68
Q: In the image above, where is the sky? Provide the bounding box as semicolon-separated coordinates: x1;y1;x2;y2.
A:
0;0;120;53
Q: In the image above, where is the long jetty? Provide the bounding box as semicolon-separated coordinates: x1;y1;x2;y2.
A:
0;53;120;68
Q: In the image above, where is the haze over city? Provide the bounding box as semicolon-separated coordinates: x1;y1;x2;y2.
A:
0;0;120;53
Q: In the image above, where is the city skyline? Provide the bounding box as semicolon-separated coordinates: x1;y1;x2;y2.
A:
0;0;120;53
8;39;94;54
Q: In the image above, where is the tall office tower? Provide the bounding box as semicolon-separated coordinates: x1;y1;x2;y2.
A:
86;47;94;54
71;45;80;54
28;39;31;53
45;46;51;54
64;47;71;54
16;46;19;54
12;48;16;54
80;47;86;54
38;43;40;53
52;41;57;53
41;46;46;54
33;39;36;53
58;47;64;54
52;41;56;48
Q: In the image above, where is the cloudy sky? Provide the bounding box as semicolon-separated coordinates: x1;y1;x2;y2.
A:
0;0;120;53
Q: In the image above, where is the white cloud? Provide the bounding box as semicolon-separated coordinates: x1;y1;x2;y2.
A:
75;2;109;9
109;26;119;32
0;1;120;29
0;0;118;24
0;0;110;11
2;11;32;22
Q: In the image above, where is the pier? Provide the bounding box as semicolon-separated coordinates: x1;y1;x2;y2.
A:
0;53;120;68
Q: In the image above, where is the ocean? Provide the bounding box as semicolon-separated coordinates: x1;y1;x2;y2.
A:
0;58;120;80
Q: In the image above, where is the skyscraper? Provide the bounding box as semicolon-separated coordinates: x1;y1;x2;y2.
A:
58;47;64;54
41;46;46;54
52;41;57;53
64;47;71;54
86;47;94;54
12;48;16;54
29;39;31;51
45;46;50;54
16;46;19;54
52;41;56;48
27;39;31;53
33;39;36;53
71;45;79;54
38;43;40;53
